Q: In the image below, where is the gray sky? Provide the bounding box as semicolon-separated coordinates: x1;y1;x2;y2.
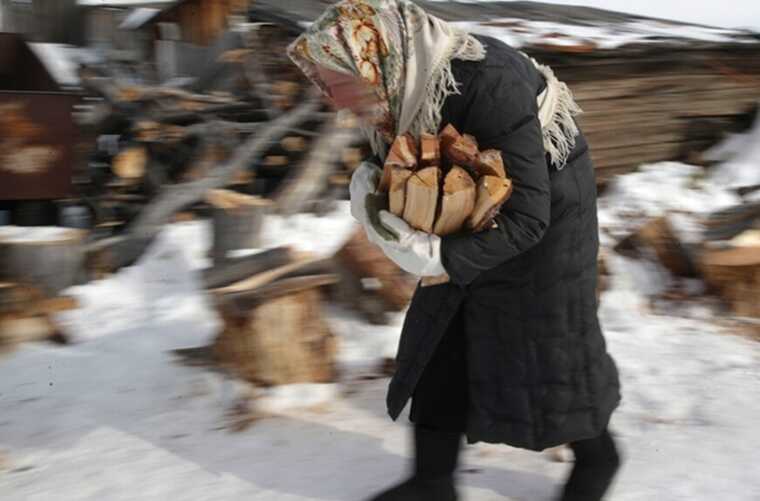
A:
456;0;760;31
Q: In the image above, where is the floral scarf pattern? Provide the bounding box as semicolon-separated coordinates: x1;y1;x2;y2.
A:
287;0;486;158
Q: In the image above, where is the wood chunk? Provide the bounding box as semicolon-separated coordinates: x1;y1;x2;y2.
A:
475;149;507;178
433;166;476;236
403;167;440;233
439;124;461;152
467;175;514;232
701;244;760;318
445;133;479;168
389;167;414;217
380;134;418;192
213;288;338;385
334;227;417;316
420;133;440;167
112;146;147;180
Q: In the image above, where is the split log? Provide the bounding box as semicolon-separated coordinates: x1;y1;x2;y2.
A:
433;166;476;236
207;190;272;264
403;167;441;233
389;167;414;217
439;124;461;153
475;149;507;178
213;287;338;385
420;133;440;167
201;246;293;289
467;176;514;232
379;134;418;192
445;133;479;168
0;228;87;295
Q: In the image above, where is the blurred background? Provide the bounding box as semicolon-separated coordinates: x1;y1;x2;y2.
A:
0;1;759;500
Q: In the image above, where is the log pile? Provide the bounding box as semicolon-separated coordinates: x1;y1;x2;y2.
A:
529;50;760;184
378;125;513;237
76;22;365;275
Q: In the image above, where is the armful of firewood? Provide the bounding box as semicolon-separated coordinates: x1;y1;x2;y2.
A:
440;80;551;287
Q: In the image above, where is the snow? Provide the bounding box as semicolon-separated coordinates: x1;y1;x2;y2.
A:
456;17;756;50
119;7;161;31
27;44;84;87
704;113;760;188
0;226;85;243
3;178;760;497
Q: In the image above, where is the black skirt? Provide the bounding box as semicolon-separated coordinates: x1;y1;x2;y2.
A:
409;306;469;432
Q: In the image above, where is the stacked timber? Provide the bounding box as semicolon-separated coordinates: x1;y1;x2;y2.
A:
524;46;760;184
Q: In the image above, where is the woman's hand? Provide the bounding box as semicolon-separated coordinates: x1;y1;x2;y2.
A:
365;210;446;277
349;161;381;225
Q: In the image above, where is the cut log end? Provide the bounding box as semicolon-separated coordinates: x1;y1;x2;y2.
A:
468;176;513;232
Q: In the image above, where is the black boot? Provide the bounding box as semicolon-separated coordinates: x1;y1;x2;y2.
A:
368;425;461;501
561;430;622;501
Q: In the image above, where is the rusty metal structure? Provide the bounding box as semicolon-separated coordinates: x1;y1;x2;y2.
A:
0;33;79;202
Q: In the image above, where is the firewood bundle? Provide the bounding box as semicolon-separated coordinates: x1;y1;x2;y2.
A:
377;125;513;236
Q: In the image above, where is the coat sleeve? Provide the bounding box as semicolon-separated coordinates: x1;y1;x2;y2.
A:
441;72;551;286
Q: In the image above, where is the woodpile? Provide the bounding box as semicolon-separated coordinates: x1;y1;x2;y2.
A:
530;50;760;184
378;124;513;237
76;21;366;275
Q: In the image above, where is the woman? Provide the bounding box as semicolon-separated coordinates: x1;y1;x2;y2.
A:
288;1;622;500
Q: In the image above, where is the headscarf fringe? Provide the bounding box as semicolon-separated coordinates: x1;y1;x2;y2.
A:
408;32;486;141
529;56;583;169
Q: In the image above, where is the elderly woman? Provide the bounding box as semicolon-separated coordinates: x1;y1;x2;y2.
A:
288;1;622;500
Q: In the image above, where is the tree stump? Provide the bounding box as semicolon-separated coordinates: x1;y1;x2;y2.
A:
0;227;87;295
213;288;338;386
700;244;760;318
207;189;272;264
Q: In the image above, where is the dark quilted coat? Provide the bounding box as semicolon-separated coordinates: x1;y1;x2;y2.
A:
386;36;621;451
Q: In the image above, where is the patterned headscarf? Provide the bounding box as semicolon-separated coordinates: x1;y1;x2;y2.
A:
287;0;486;159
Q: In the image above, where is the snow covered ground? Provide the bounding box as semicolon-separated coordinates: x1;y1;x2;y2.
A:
3;125;760;499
